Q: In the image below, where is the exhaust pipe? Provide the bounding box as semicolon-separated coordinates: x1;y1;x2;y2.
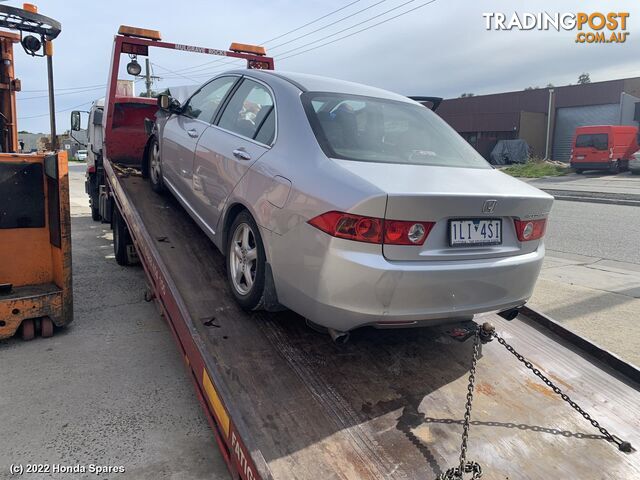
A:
498;307;520;321
327;328;350;344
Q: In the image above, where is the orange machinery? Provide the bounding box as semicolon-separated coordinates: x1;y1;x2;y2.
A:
0;3;71;340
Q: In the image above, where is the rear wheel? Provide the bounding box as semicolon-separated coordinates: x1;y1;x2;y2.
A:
226;211;266;311
148;137;165;193
113;207;133;266
40;317;54;338
609;160;621;174
20;319;34;341
574;169;584;174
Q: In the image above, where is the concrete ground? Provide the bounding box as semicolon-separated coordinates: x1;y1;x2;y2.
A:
530;199;640;366
0;163;230;480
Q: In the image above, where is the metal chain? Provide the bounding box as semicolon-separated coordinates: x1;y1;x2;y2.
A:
493;331;633;453
436;329;483;480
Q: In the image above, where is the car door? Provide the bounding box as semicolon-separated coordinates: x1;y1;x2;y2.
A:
160;75;239;206
192;77;276;235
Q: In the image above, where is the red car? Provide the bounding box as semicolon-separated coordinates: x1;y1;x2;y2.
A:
570;125;639;173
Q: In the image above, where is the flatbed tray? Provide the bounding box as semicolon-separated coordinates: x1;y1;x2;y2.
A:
115;170;640;479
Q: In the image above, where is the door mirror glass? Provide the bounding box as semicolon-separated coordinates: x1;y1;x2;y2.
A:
70;111;82;131
158;94;182;113
158;94;171;110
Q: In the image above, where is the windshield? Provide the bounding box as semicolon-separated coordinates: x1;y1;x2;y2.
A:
302;92;490;168
575;133;608;150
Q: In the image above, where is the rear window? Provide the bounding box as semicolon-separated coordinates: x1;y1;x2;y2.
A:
302;92;490;169
575;133;608;150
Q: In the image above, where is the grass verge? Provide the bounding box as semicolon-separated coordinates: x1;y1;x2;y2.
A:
502;161;568;178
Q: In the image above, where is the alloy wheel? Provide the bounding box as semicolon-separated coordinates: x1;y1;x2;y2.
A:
229;223;258;295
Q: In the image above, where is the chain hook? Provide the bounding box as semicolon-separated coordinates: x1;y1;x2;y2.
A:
436;327;484;480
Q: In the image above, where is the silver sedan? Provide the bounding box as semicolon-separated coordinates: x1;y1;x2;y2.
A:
148;70;553;334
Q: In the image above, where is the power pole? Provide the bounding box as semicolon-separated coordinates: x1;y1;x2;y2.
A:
145;58;152;97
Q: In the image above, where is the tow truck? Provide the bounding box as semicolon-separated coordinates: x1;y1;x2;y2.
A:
74;25;640;480
0;3;72;341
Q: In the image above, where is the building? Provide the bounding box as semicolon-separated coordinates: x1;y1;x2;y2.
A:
437;77;640;161
17;130;87;156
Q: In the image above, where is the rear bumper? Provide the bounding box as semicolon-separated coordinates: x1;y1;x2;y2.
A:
272;227;544;332
570;161;612;170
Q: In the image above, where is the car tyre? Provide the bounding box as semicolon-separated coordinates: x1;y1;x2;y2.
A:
148;137;165;193
113;207;133;266
226;211;266;311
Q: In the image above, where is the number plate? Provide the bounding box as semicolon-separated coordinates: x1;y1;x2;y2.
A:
576;155;585;160
449;219;502;247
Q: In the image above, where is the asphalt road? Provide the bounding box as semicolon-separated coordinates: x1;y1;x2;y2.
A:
545;199;640;266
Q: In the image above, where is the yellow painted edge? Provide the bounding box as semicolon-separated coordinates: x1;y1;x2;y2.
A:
202;369;230;437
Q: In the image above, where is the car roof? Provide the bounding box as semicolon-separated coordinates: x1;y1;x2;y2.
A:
226;69;415;104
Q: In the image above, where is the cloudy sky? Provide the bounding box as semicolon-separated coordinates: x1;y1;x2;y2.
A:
11;0;640;133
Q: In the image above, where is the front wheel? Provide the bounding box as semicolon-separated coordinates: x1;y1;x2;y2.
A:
226;211;266;311
113;207;134;266
90;195;101;221
148;137;165;193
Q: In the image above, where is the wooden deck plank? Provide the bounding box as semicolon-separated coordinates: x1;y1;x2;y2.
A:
121;174;640;480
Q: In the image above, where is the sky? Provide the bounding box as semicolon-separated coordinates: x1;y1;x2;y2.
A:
10;0;640;133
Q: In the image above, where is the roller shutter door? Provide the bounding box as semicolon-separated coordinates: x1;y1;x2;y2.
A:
552;104;619;161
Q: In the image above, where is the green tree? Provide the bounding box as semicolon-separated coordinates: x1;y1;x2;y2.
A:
577;73;591;84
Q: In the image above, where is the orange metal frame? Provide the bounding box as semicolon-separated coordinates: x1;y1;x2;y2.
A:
0;151;73;339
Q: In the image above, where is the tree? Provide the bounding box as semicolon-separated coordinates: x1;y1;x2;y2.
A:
459;93;475;98
577;73;591;85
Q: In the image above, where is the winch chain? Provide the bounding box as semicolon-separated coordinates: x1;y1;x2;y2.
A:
436;327;485;480
435;321;634;480
492;331;633;453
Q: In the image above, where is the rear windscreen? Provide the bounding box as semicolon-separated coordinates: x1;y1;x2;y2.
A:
302;92;491;168
575;133;608;150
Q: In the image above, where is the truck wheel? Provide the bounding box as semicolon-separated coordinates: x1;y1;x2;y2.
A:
226;211;266;311
91;195;101;221
148;137;165;193
113;207;133;266
609;160;621;174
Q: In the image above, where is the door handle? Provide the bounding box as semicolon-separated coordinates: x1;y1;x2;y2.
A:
233;148;251;161
187;129;199;138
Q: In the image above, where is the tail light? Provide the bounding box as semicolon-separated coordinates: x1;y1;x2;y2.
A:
87;165;96;173
308;211;434;245
514;218;546;241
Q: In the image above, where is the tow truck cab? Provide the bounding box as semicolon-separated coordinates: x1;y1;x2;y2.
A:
570;125;639;173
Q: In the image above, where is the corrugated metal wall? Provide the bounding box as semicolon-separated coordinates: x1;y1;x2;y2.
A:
552;104;620;161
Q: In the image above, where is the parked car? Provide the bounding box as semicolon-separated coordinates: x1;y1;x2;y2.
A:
76;149;88;161
148;70;553;333
630;150;640;175
570;125;639;173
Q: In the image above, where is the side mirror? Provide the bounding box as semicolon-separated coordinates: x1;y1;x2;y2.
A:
70;111;81;131
158;94;170;110
157;94;181;113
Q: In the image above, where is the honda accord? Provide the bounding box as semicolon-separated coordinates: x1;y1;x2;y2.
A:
148;70;553;334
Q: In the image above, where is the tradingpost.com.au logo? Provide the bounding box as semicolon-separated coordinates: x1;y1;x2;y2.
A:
483;12;630;44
